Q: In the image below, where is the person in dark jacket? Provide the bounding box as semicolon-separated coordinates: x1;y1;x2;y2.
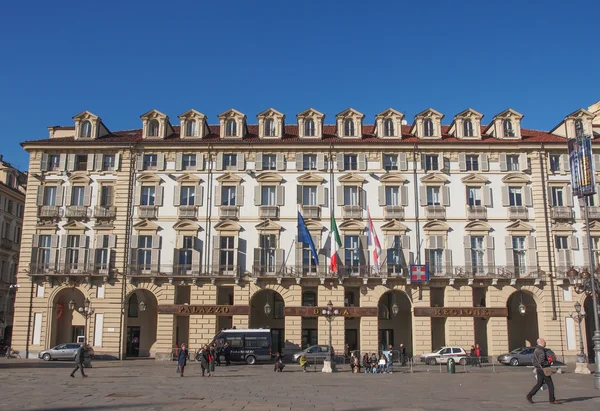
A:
177;343;188;377
200;345;211;377
223;342;232;366
70;344;88;378
274;352;284;372
213;343;222;366
526;338;561;405
399;343;406;366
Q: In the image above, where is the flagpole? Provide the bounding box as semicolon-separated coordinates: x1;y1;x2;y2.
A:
329;143;335;276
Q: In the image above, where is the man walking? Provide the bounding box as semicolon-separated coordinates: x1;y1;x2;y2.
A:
223;342;232;366
526;338;560;405
70;344;88;378
399;343;406;366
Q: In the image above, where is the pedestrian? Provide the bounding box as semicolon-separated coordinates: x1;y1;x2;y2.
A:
386;345;394;373
370;352;378;373
469;345;476;366
70;344;88;378
177;343;188;377
273;352;285;372
209;345;215;372
213;343;222;366
299;354;308;372
475;344;482;367
399;343;406;366
223;342;232;366
200;345;211;377
362;353;370;373
378;354;387;373
526;338;561;405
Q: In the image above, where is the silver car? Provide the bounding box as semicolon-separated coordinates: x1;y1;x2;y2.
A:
292;345;332;363
38;343;81;361
497;347;557;366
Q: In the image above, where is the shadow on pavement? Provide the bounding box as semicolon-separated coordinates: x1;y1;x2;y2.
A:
29;404;168;411
561;396;600;403
0;362;77;369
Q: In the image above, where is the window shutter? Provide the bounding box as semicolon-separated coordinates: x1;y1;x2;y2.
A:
297;186;303;205
419;186;427;206
361;188;367;209
519;153;528;171
524;187;533;207
79;234;88;249
276;153;285;171
67;154;76;171
485;236;495;269
59;154;67;170
442;186;450;206
129;235;138;248
275;249;285;273
155;186;163;206
40;153;48;171
87;154;95;171
547;185;554;206
565;186;573;207
36;186;44;205
378;186;386;207
151;248;160;269
336;153;344;171
424;248;430;266
505;236;513;268
569;235;578;250
458;153;467;172
135;154;144;171
557;249;565;267
83;186;92;207
561;154;570;172
175;235;184;250
152;235;161;249
317;186;326;206
401;235;410;250
400;186;409;207
115;153;121;171
253;248;261;271
295;153;304;171
157;153;165;170
59;235;67;266
359;235;368;265
236;153;245;171
216;153;224;170
501;186;509;206
595;154;600;173
583;236;590;267
336;186;344;206
108;234;116;248
94;154;103;171
276;186;285;206
295;235;303;268
419;154;425;170
175;153;183;171
438;153;445;170
134;186;141;205
55;186;64;206
480;154;489;172
358;153;367;171
32;234;40;248
483;186;492;207
436;235;445;249
196;153;205;171
464;235;472;270
65;186;72;207
196;185;203;207
499;153;507;172
48;236;58;266
214;186;221;206
192;238;201;271
399;153;408;171
255;153;263;171
317;153;326;171
173;186;181;206
235;186;244;206
526;236;537;268
254;186;262;206
444;249;452;274
212;236;221;271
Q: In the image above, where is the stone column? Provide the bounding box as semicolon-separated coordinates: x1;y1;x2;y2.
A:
318;284;345;353
155;313;175;360
445;286;475;347
285;315;302;352
411;286;432;355
360;316;378;353
487;287;508;356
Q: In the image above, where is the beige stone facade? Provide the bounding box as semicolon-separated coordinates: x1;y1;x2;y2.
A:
9;106;600;363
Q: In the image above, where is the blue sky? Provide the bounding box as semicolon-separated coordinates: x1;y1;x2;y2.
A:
0;0;598;171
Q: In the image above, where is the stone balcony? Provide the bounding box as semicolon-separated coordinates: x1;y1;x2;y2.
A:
301;205;320;219
426;205;446;220
467;206;487;220
342;205;362;219
65;205;89;218
551;206;573;220
384;206;404;220
259;206;279;219
508;206;528;220
178;205;197;219
219;205;239;219
138;206;158;219
39;206;61;218
94;206;116;219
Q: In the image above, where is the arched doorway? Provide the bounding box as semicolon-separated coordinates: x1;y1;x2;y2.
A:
507;291;539;350
50;288;87;347
378;291;412;355
124;290;158;358
250;289;285;354
584;296;597;363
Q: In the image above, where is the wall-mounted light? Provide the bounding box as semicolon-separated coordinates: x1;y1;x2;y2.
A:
264;301;271;315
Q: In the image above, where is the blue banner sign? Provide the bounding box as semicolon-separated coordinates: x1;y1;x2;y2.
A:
568;134;596;198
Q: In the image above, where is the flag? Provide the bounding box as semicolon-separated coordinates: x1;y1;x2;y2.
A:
330;214;342;273
298;211;319;265
367;209;382;273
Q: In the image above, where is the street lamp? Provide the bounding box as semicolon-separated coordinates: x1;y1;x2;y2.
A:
518;293;526;316
264;301;271;316
139;301;147;312
321;300;339;373
569;301;589;373
70;298;95;345
391;293;399;317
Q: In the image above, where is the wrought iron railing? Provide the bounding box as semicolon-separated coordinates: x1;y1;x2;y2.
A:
94;206;116;218
29;263;113;276
126;264;240;277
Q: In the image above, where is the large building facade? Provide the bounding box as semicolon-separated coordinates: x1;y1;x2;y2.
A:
10;105;600;361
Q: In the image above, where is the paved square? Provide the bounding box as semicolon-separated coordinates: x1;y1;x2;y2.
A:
1;359;600;410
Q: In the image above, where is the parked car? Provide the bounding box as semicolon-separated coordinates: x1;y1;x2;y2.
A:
292;345;332;363
38;343;82;361
420;346;468;365
497;347;557;366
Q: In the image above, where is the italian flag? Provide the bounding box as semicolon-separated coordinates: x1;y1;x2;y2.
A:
330;214;342;273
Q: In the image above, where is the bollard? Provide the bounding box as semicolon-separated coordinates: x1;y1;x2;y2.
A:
447;358;456;374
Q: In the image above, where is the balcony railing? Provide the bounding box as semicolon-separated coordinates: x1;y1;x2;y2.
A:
94;205;116;218
384;206;404;220
467;206;487;220
342;205;362;219
259;205;279;219
552;206;573;220
178;205;197;219
29;263;113;276
65;205;89;218
138;205;158;219
426;205;446;220
219;205;239;219
508;206;528;220
301;205;321;219
39;206;61;218
587;207;600;219
0;238;13;250
127;264;240;278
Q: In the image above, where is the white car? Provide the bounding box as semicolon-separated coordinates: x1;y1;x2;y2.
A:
420;346;468;365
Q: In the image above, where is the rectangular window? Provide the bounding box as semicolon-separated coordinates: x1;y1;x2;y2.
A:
100;186;114;207
552;187;564;206
303;154;317;170
14;227;21;244
103;155;116;171
302;243;317;273
385;186;400;206
586;196;596;207
95;236;109;271
467;186;481;206
466;155;479;171
262;154;277;170
261;186;276;206
179;236;194;267
223;154;237;170
143;154;158;170
141;186;156;206
555;236;568;250
302;186;317;206
44;186;57;206
428;249;443;273
508;187;522;206
470;236;484;270
259;234;276;271
383;154;398;171
180;186;196;206
219;236;235;269
137;235;153;269
182;154;197;170
38;235;52;265
75;155;87;171
48;155;61;171
549;155;560;173
386;235;402;269
426;186;440;206
66;235;81;269
5;199;13;214
507;155;520;171
344;155;358;171
344;186;360;206
71;186;85;206
512;236;526;269
344;235;360;270
16;204;24;218
425;155;439;171
221;186;237;206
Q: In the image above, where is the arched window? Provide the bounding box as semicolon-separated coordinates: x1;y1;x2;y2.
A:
424;119;434;137
384;119;395;137
304;119;315;137
80;121;92;138
148;119;160;137
264;118;275;137
128;293;138;318
575;119;584;137
503;119;514;137
302;291;317;307
226;119;237;137
186;119;197;137
463;119;474;137
344;119;355;137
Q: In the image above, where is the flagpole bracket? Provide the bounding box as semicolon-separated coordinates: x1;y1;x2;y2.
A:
295;277;301;285
319;277;325;285
276;277;282;285
338;277;344;285
362;278;368;285
381;278;387;285
252;277;259;284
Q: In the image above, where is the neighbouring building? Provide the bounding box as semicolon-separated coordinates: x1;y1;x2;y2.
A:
9;105;600;362
0;156;26;343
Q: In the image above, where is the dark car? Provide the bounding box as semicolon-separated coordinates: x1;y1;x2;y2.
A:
497;347;556;366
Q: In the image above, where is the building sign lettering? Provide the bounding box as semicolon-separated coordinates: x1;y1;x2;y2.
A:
414;307;508;317
158;305;250;316
284;306;378;317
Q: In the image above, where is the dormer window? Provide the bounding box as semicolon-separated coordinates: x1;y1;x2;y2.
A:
305;119;315;137
384;119;394;137
226;120;237;137
463;120;473;137
80;121;92;138
424;119;434;137
344;119;355;137
265;119;275;137
72;111;109;141
575;119;584;137
186;120;197;137
503;119;515;137
148;120;160;137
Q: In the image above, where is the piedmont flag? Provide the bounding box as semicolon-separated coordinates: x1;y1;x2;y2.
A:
367;209;382;273
329;214;342;273
298;211;319;265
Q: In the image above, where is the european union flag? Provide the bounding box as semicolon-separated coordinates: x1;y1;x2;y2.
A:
298;211;319;265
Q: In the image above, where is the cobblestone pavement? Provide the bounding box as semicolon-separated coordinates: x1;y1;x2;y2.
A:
1;359;600;410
